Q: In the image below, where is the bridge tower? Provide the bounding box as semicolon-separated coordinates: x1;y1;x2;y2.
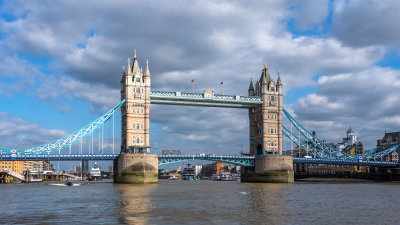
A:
114;51;158;184
243;62;294;183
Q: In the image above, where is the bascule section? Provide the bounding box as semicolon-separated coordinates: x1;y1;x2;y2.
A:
115;51;158;184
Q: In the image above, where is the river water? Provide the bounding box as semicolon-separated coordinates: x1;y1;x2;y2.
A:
0;179;399;224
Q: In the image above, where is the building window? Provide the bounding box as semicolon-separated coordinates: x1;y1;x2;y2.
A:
136;78;140;82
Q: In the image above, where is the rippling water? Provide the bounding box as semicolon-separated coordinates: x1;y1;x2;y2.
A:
1;179;399;224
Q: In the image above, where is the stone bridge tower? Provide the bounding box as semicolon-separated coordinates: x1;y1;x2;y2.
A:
115;51;158;184
248;62;283;155
243;62;293;183
120;50;151;153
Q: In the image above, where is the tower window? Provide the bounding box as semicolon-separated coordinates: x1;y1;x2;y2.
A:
136;78;140;82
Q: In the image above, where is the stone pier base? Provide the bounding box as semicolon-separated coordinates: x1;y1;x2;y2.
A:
114;153;158;184
241;155;294;183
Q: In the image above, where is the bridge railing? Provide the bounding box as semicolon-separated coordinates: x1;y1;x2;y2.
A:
150;91;263;104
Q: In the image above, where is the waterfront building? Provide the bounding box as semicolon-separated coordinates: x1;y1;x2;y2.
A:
377;131;400;161
0;160;47;175
0;161;24;174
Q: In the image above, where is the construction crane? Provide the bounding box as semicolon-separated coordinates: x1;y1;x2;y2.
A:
169;162;185;180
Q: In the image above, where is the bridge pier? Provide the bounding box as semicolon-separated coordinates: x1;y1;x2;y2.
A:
241;155;294;183
114;153;158;184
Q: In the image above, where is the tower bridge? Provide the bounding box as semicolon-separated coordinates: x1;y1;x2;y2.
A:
1;52;399;183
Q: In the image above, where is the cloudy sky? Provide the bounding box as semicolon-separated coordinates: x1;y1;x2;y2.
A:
1;0;400;166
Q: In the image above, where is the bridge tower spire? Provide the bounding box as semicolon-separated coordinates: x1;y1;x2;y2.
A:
250;63;282;155
116;51;158;184
243;62;293;183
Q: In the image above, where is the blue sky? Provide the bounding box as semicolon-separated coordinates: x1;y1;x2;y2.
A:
1;0;400;170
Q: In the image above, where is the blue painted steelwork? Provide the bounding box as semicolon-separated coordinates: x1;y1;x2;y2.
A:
282;125;335;159
283;108;352;159
150;90;262;108
0;153;397;167
356;147;379;157
0;99;125;155
158;154;255;167
0;154;119;161
293;157;398;167
282;108;400;161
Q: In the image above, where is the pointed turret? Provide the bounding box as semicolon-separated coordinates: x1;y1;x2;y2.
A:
248;78;255;96
277;72;282;86
126;58;132;75
259;61;272;85
132;49;140;75
144;59;151;77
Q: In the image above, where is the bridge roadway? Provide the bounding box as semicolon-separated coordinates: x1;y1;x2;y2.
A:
0;154;397;167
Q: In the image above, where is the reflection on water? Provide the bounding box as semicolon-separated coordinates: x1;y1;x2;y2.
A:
1;180;400;224
246;183;291;224
116;184;157;225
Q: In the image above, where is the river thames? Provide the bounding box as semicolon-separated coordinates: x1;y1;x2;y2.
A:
0;179;399;224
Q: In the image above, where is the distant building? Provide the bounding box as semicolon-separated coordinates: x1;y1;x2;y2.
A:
194;165;202;176
337;127;358;150
162;150;181;155
75;166;82;173
377;131;400;161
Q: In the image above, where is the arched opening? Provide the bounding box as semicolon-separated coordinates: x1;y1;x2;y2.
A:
256;144;263;155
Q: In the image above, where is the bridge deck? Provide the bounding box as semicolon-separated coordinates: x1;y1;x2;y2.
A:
1;154;397;167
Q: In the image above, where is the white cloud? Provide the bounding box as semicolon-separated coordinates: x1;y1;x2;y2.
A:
290;0;330;30
0;0;399;155
0;112;66;149
292;67;400;147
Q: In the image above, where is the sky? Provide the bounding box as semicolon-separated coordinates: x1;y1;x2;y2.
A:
1;0;400;169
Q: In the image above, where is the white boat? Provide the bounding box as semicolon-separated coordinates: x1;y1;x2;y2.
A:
211;174;221;181
89;162;102;181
